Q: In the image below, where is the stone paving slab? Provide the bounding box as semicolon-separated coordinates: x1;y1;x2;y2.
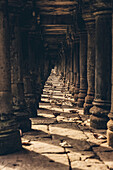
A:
71;161;109;170
0;149;69;170
95;151;113;169
42;154;69;168
23;141;64;154
49;123;87;140
31;116;56;125
32;125;49;134
67;151;96;162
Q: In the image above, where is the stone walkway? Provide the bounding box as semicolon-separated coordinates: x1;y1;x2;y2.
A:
0;71;113;170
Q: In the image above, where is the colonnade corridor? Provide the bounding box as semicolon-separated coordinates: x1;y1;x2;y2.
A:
0;68;112;170
0;0;113;170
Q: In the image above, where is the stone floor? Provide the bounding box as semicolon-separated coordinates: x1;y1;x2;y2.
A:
0;71;113;170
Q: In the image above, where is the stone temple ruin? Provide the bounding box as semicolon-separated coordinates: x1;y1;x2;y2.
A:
0;0;113;169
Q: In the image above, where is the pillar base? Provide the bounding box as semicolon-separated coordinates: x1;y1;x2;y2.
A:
90;100;110;129
0;130;22;155
90;115;108;129
77;90;87;107
107;119;113;147
84;94;94;114
15;112;31;132
107;129;113;147
13;104;32;132
19;118;31;132
84;103;93;115
74;94;79;102
69;84;75;95
74;87;80;102
25;94;37;118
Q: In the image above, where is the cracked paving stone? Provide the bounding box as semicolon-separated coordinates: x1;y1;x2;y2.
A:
85;158;102;164
95;151;113;169
65;139;91;152
57;115;81;123
23;141;65;154
22;127;52;141
92;142;113;152
38;113;55;118
67;151;96;162
31;117;56;125
71;161;109;170
38;108;54;115
32;125;50;133
42;154;69;169
49;123;87;140
60;112;79;117
0;150;69;170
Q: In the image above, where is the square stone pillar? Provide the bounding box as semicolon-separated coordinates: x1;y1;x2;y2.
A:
0;2;21;155
9;12;31;132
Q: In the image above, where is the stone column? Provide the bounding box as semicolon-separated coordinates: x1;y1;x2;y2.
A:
62;41;67;84
74;35;80;102
69;40;74;86
0;2;21;155
84;18;95;114
23;29;37;118
10;13;31;132
69;34;75;95
62;47;66;79
23;37;37;118
59;49;64;78
90;9;112;129
107;5;113;147
34;28;44;106
65;31;71;87
77;30;87;107
65;49;70;85
73;40;77;87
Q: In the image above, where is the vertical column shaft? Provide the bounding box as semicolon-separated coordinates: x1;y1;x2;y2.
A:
77;31;87;107
74;35;80;102
90;10;112;129
0;3;21;155
10;15;31;132
84;20;95;114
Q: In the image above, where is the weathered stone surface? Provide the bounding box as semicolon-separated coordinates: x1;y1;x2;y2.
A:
0;149;69;170
68;151;95;162
23;141;65;154
92;143;113;152
65;139;91;152
42;154;69;167
50;123;87;140
32;125;49;133
95;151;113;169
31;117;56;125
71;161;108;170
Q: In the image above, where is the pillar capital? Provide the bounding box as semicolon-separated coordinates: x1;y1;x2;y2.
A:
82;0;95;31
